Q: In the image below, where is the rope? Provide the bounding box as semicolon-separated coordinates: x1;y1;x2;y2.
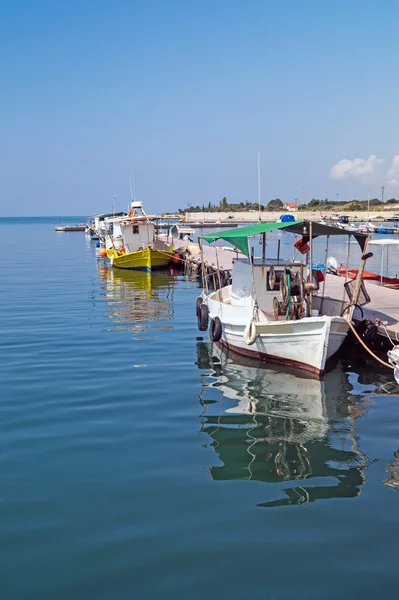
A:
285;270;291;320
346;319;394;369
378;321;399;346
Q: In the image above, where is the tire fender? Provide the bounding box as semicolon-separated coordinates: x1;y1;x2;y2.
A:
198;303;209;331
210;317;222;342
196;296;202;317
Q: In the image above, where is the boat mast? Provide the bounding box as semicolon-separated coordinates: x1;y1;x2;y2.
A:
257;153;261;216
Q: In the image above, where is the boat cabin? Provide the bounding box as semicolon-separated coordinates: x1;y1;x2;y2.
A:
229;257;315;320
104;201;168;254
170;224;195;240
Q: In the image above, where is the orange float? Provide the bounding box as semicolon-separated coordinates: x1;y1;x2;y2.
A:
170;253;180;264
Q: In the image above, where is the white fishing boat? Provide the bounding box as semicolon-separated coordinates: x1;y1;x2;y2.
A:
196;221;370;375
85;218;100;240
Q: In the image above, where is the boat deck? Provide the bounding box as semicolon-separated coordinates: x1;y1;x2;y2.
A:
173;239;399;342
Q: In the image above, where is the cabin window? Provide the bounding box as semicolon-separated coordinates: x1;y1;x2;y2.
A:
133;225;139;234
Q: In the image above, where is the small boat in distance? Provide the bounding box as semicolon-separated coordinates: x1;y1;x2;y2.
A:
55;223;86;232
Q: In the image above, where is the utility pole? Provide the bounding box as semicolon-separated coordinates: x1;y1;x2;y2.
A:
368;188;370;219
381;185;385;204
300;186;304;206
336;193;339;203
257;153;261;213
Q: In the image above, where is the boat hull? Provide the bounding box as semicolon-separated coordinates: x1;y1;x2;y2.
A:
107;247;174;271
206;297;349;375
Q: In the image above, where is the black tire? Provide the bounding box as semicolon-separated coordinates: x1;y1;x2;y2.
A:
196;296;202;317
198;303;209;331
220;270;229;287
210;317;222;342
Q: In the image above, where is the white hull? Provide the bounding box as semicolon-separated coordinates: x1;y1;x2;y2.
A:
206;294;349;375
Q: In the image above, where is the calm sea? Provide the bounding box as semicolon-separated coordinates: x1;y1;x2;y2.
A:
1;217;399;600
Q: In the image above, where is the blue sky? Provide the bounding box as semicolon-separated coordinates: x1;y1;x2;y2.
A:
0;0;397;216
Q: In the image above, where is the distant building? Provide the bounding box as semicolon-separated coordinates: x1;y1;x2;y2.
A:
383;204;399;210
283;202;298;211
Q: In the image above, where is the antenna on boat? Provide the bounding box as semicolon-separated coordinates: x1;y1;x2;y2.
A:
129;173;137;210
129;174;135;202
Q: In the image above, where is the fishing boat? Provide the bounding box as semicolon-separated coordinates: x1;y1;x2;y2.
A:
195;221;369;375
105;201;175;271
357;222;376;233
85;219;100;240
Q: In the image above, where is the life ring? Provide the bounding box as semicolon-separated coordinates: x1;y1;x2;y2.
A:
210;317;222;342
243;319;257;345
197;303;209;331
195;296;202;317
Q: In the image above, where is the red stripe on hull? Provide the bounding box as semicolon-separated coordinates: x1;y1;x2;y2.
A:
219;340;324;376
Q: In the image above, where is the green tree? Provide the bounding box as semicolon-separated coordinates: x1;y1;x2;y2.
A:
266;198;284;210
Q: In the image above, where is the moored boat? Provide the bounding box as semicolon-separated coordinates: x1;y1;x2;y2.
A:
195;221;369;375
55;223;86;232
105;201;175;271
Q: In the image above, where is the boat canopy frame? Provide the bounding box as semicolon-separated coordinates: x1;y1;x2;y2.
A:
200;220;368;256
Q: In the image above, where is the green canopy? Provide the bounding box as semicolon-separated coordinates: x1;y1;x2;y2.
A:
201;220;368;255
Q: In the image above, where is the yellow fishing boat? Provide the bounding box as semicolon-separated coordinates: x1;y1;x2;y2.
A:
107;246;174;271
105;201;175;271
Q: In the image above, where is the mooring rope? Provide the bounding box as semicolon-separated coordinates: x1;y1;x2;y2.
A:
346;319;394;370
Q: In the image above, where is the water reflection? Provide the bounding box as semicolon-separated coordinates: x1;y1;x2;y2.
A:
98;266;175;332
197;343;372;507
384;449;399;491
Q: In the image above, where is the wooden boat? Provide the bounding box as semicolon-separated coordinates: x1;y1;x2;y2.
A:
105;202;174;271
337;266;379;280
337;239;399;287
196;221;369;375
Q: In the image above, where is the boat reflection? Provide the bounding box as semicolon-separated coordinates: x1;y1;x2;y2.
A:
99;266;175;332
384;449;399;491
197;343;370;507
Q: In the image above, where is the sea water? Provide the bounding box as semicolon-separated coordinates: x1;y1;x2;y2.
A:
1;217;399;599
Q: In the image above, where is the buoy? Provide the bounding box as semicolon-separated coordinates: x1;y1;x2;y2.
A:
99;247;107;257
243;320;257;345
170;253;180;264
